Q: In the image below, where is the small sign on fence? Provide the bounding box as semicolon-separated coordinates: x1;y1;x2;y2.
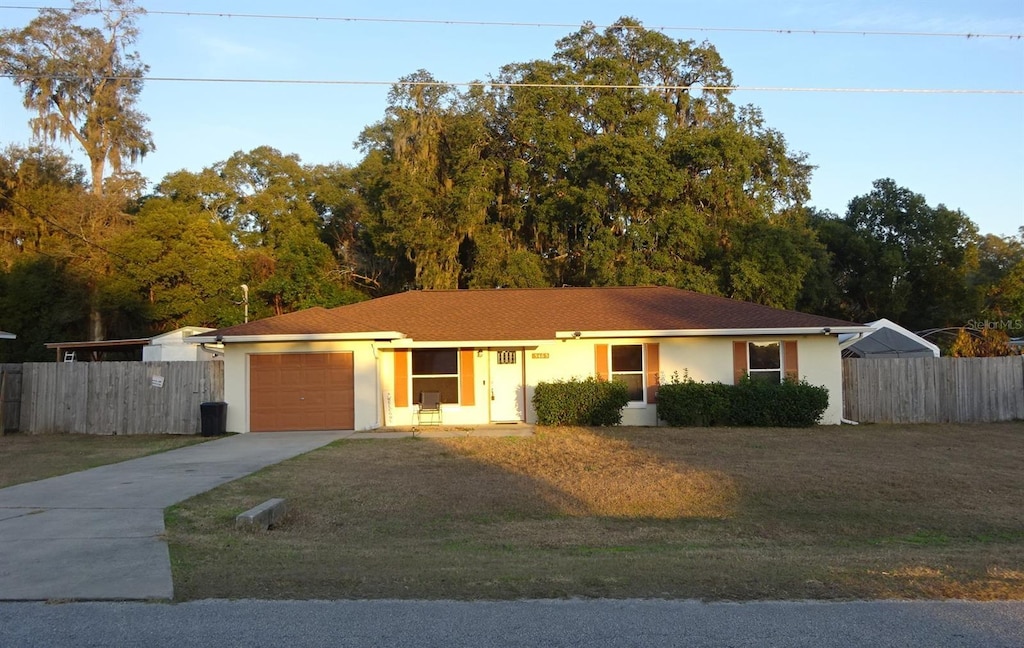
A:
150;375;165;388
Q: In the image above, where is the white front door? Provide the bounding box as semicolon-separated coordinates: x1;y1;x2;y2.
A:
488;349;524;423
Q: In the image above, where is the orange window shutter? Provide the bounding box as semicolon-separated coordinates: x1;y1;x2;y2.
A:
460;349;475;406
645;343;660;404
394;350;409;408
784;341;799;381
732;341;748;384
595;344;609;380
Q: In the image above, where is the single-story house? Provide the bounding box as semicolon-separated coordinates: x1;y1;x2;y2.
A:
841;318;940;358
191;287;870;433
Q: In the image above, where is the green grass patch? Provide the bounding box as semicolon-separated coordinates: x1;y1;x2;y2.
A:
0;432;210;488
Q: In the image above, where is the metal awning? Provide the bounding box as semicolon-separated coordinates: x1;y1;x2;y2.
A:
44;338;151;362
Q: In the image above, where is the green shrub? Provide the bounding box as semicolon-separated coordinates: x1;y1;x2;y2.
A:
772;378;830;427
657;373;829;427
533;377;630;426
729;377;779;427
656;372;731;426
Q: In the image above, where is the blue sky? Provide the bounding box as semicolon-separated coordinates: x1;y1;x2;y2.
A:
1;1;1022;236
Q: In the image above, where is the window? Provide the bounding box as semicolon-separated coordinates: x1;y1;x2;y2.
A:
497;350;517;365
747;342;782;383
611;344;644;401
412;349;459;404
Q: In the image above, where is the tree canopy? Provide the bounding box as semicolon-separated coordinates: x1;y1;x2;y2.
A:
0;0;153;196
805;179;991;331
352;19;816;307
0;16;1020;360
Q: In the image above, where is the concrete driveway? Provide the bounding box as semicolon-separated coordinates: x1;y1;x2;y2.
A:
0;431;352;601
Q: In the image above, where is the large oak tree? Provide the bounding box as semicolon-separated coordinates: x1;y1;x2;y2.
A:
0;0;153;196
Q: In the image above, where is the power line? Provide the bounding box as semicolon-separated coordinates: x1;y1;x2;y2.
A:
0;5;1021;40
1;73;1020;95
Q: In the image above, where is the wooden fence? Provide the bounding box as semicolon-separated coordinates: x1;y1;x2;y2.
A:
0;364;22;433
843;356;1024;424
19;361;224;435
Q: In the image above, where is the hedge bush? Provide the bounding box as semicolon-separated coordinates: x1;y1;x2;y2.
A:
532;377;630;426
655;374;731;426
657;373;829;427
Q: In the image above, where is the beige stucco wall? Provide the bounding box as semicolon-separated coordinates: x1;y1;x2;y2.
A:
222;340;380;433
381;334;845;427
378;348;494;427
517;334;841;425
783;334;845;425
223;333;846;432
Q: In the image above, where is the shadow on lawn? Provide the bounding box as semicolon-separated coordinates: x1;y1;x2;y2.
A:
430;428;739;520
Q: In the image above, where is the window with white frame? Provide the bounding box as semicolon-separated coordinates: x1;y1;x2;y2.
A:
611;344;644;402
412;349;459;404
747;341;782;383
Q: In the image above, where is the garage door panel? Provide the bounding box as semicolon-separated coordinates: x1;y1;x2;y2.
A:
249;352;355;432
277;410;325;431
302;391;326;408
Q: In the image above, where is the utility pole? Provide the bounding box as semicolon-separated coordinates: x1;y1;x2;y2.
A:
240;284;249;323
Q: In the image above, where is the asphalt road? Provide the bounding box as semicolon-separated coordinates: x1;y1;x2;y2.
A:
0;599;1021;648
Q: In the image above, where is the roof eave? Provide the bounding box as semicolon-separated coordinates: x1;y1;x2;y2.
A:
44;338;151;349
555;327;873;339
188;331;407;344
377;339;551;348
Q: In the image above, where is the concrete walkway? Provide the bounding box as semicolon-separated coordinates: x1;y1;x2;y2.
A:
0;431;352;601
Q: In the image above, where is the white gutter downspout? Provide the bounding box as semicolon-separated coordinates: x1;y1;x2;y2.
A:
198;343;224;358
372;343;381;430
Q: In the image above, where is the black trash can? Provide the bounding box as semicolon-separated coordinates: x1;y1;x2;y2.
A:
199;401;228;437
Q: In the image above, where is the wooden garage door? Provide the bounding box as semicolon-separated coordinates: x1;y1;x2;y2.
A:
249;352;355;432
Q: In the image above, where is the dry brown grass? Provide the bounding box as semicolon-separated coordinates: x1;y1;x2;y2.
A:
0;433;209;489
442;431;737;518
166;423;1024;601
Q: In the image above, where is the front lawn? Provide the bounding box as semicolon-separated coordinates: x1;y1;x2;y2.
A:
167;424;1024;601
0;433;209;489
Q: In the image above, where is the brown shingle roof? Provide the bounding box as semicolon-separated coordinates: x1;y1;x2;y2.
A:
203;287;861;341
203;307;391;338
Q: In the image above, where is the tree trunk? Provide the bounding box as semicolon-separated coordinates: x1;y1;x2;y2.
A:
89;307;104;341
90;157;105;197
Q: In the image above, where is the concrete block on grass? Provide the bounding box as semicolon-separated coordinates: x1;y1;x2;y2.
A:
235;498;287;531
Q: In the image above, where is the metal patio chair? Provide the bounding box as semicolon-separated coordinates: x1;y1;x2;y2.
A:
416;391;442;426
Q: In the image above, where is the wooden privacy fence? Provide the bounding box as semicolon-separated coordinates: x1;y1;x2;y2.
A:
19;361;224;435
843;356;1024;424
0;363;22;433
